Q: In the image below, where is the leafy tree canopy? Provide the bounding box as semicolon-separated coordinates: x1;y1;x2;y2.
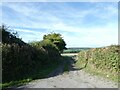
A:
43;33;66;53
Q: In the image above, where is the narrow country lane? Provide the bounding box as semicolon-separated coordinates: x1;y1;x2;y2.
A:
13;53;118;89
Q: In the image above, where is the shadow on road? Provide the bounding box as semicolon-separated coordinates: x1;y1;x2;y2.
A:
46;54;88;78
5;54;88;90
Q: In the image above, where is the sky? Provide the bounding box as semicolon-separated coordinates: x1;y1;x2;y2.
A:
1;2;118;48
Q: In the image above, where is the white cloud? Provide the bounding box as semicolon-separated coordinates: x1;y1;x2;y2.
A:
14;29;38;33
60;22;118;47
14;28;46;42
2;2;117;28
93;3;118;19
13;15;118;47
2;2;118;47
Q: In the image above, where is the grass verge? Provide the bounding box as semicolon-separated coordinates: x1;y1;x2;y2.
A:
75;60;118;83
63;62;69;74
62;56;73;74
1;58;62;89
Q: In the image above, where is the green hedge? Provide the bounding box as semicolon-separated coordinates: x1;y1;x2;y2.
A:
1;25;62;84
77;45;119;74
2;42;60;83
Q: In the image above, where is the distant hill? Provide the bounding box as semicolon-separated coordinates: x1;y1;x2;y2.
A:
63;47;91;53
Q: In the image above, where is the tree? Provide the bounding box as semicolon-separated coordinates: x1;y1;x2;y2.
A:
1;24;26;46
43;33;66;53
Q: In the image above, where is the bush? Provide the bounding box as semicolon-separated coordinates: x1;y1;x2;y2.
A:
43;33;66;53
2;40;62;82
29;40;60;60
77;45;119;73
2;25;61;83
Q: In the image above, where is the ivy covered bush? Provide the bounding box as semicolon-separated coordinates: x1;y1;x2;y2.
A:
77;45;119;74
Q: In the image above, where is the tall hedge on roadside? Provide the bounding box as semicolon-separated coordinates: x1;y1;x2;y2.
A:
1;25;61;83
77;45;119;74
1;25;26;45
2;43;60;82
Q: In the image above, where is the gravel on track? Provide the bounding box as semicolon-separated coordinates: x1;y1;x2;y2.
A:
16;53;118;89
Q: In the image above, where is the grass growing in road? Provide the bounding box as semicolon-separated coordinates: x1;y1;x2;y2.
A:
1;79;32;88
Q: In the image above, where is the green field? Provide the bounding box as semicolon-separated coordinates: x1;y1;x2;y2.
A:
63;48;91;53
